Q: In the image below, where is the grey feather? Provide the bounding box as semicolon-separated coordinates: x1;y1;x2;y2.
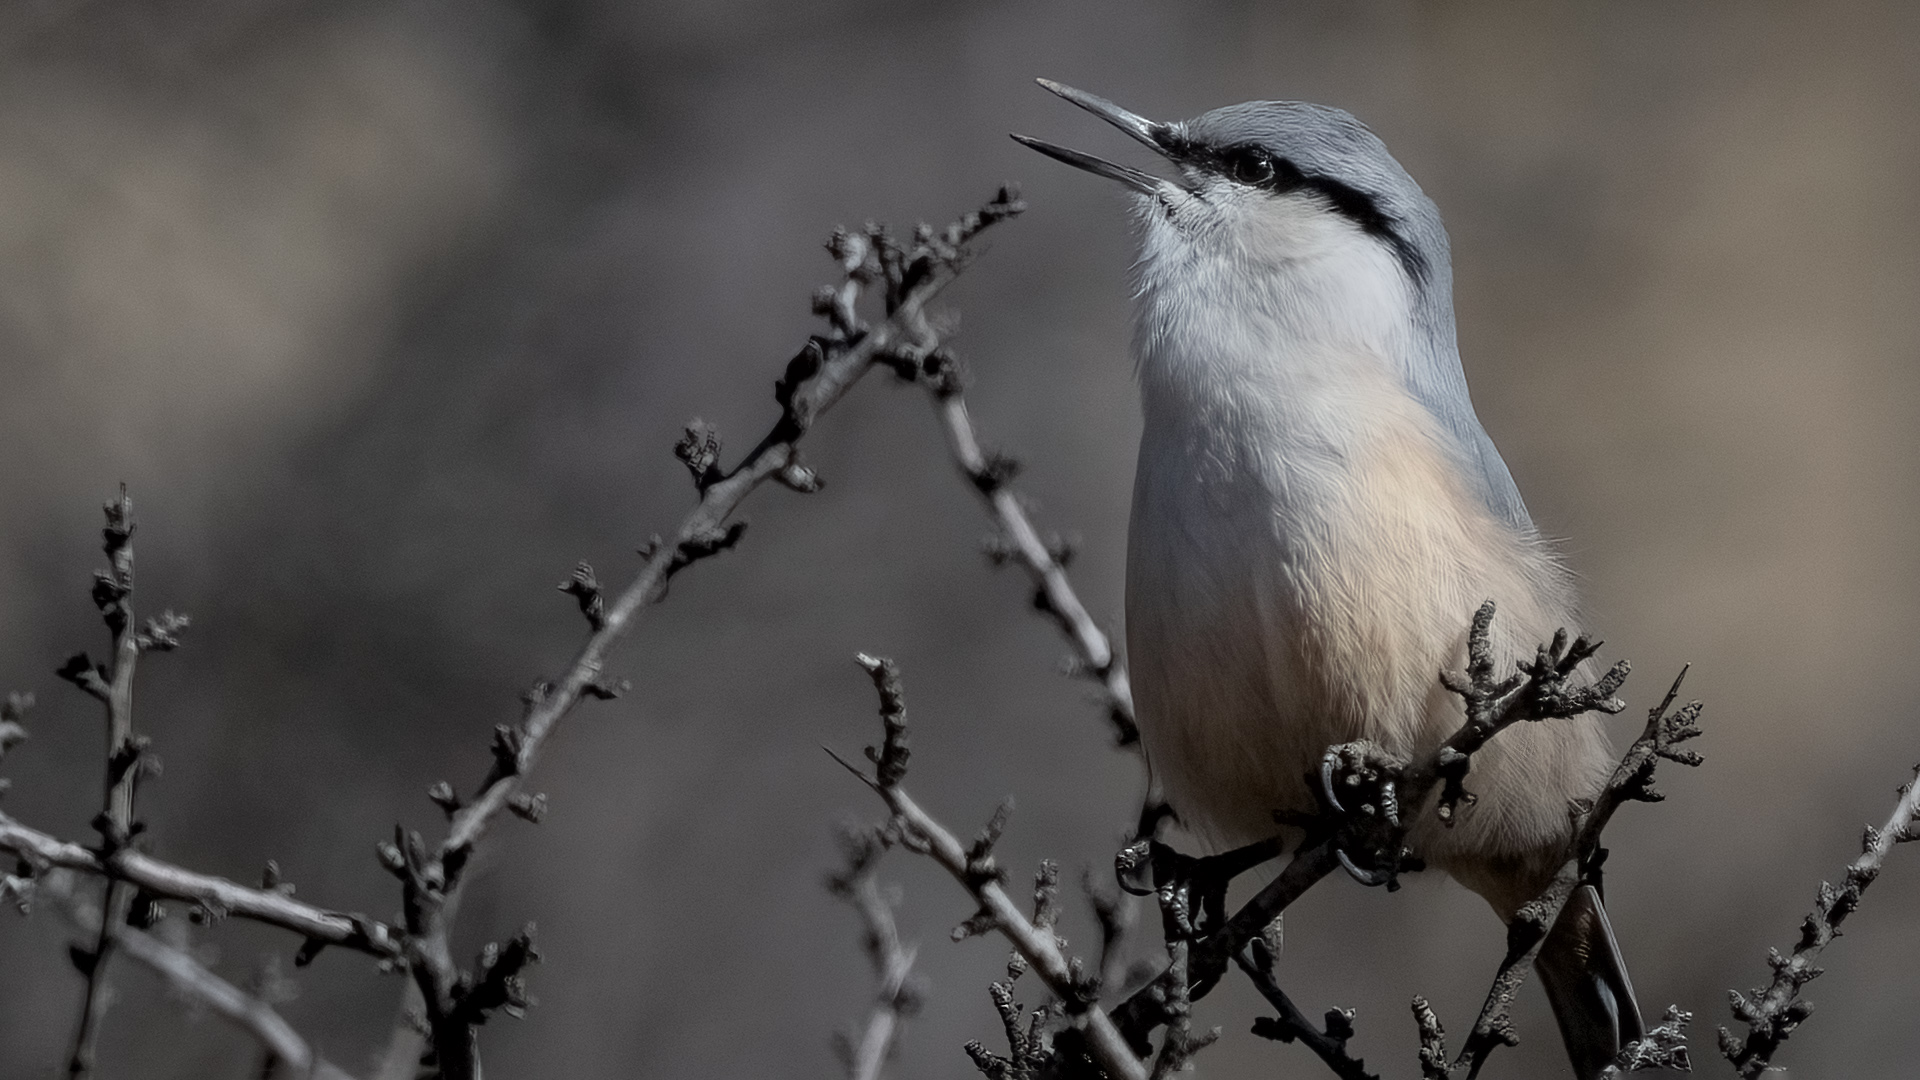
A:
1537;885;1646;1080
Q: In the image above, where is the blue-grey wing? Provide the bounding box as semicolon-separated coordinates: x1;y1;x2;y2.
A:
1397;343;1536;535
1460;423;1534;534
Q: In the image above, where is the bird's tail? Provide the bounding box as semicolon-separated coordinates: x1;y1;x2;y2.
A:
1535;884;1643;1080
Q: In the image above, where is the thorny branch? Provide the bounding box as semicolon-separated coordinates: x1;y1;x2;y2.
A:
827;823;924;1080
837;653;1148;1080
0;190;1028;1080
358;188;1025;1080
1718;764;1920;1077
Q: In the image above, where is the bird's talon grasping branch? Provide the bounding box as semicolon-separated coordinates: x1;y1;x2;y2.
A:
1320;755;1346;814
1336;848;1392;888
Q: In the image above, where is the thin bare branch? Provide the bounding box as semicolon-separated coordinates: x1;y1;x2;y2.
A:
842;654;1146;1080
433;185;1022;882
1177;601;1627;1009
1445;662;1702;1075
827;824;922;1080
1239;938;1376;1080
1144;873;1220;1079
1719;763;1920;1076
64;489;175;1079
920;381;1135;748
365;189;1025;1080
48;873;358;1080
0;813;402;958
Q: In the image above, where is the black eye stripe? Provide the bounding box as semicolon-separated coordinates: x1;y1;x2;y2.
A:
1183;141;1429;284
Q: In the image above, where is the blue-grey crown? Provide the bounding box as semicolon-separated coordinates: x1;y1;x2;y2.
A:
1169;101;1448;287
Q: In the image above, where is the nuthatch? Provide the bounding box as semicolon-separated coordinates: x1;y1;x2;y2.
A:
1017;80;1640;1078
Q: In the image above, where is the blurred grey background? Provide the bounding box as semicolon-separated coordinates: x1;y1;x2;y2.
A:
2;1;1918;1077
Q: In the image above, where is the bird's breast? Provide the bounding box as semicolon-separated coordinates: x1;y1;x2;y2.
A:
1125;344;1591;861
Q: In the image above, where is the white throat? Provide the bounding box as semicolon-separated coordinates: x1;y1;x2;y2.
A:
1132;190;1416;405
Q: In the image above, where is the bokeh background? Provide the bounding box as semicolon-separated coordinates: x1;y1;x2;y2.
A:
3;1;1918;1077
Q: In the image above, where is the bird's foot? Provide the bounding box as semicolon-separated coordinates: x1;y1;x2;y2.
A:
1317;741;1423;891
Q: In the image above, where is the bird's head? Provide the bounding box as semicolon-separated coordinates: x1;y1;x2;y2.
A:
1014;80;1444;292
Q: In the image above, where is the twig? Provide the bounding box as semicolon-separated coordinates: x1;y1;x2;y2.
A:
1445;661;1702;1076
433;188;1024;878
1718;763;1920;1076
366;189;1025;1080
48;872;358;1080
964;958;1057;1080
1084;868;1138;997
1221;604;1659;1078
1239;937;1377;1080
1109;809;1340;1041
0;813;403;958
839;654;1146;1080
1416;603;1631;831
1604;1005;1691;1076
0;502;411;1073
918;375;1135;747
827;824;922;1080
1144;872;1220;1078
1411;996;1449;1080
59;490;186;1079
115;924;361;1080
0;191;1024;1080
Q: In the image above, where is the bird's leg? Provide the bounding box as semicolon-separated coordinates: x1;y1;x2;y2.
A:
1103;831;1288;1050
1182;743;1427;1000
1116;835;1288;927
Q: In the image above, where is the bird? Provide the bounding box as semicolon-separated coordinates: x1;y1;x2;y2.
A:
1013;80;1642;1079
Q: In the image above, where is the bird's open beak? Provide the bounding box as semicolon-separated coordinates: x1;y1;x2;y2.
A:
1012;79;1180;196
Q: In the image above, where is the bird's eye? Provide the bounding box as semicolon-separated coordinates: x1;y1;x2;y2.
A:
1227;149;1275;186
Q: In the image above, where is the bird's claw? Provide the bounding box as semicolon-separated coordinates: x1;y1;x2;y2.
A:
1335;846;1392;887
1319;753;1346;813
